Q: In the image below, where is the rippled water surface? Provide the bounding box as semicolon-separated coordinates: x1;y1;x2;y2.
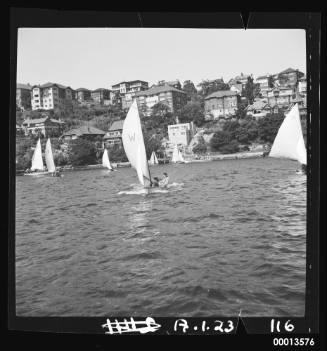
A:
16;158;306;316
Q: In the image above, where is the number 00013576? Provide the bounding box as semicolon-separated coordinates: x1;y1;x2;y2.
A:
272;338;315;346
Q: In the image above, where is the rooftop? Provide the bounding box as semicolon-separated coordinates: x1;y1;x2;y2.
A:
109;120;124;131
135;84;186;97
205;90;238;99
92;88;110;92
33;82;72;90
76;88;91;92
17;83;32;90
22;117;65;125
63;125;106;136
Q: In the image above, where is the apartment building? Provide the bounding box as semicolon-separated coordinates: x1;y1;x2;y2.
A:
16;83;32;110
75;88;92;102
111;80;149;109
228;73;251;90
204;90;240;120
91;88;112;104
274;67;305;88
31;83;74;112
255;75;273;96
134;84;187;116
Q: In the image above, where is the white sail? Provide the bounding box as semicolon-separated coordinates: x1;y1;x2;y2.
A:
102;149;112;170
45;138;56;173
149;151;158;165
31;138;44;171
171;145;180;163
269;104;307;165
178;149;185;162
122;100;151;186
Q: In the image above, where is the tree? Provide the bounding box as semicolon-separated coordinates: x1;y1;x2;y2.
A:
108;144;128;162
143;132;163;159
210;131;231;151
244;76;256;105
257;112;285;143
183;80;198;101
178;102;205;126
144;102;175;135
219;140;240;154
234;103;248;119
192;136;207;154
197;79;230;97
67;138;97;166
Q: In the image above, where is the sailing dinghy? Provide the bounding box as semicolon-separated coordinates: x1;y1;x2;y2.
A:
122;100;152;188
102;148;114;171
171;145;185;164
269;103;307;172
149;151;159;165
25;138;57;176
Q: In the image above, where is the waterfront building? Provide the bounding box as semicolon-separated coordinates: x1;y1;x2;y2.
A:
168;121;195;146
204;90;240;120
62;125;106;141
22;116;65;137
134;84;187;116
16;83;32;110
31;82;74;112
103;120;124;146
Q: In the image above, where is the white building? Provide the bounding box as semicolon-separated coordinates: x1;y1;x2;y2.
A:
31;82;74;112
298;75;307;94
168;122;195;146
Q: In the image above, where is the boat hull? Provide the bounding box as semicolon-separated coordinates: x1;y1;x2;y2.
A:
24;171;53;176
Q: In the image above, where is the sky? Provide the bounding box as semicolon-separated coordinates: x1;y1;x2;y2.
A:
16;28;306;90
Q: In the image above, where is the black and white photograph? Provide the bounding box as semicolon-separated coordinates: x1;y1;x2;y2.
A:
11;11;321;336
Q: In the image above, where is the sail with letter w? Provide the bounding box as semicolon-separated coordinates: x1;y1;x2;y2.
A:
122;100;151;187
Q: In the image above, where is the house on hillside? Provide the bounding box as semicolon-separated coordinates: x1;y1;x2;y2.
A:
75;88;92;102
16;83;32;110
91;88;112;105
22;116;65;137
204;90;240;120
62;125;106;141
134;84;187;116
103;120;124;147
274;67;304;88
246;100;271;119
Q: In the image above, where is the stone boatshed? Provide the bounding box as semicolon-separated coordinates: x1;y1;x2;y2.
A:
62;125;106;141
204;90;240;120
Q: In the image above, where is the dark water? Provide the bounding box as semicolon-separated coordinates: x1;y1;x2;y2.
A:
15;158;306;317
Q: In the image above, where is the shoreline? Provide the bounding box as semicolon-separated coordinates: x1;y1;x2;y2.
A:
16;152;265;176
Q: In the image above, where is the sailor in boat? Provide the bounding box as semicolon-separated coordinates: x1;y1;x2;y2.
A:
151;177;160;187
159;173;169;188
296;163;307;175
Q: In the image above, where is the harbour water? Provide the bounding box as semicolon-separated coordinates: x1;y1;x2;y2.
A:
15;158;306;317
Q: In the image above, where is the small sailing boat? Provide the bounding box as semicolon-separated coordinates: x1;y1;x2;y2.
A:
171;145;185;164
148;151;159;165
269;103;307;173
25;138;56;176
102;148;114;171
122;100;152;187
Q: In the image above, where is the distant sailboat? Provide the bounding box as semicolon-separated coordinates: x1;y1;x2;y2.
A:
45;138;56;173
122;100;152;187
25;138;56;176
269;104;307;169
149;151;159;165
171;145;185;163
102;148;113;171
